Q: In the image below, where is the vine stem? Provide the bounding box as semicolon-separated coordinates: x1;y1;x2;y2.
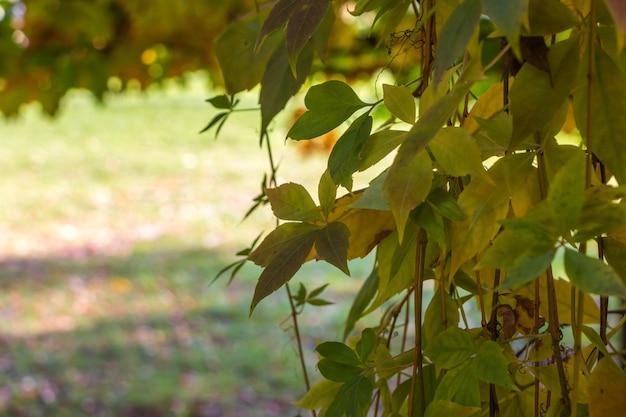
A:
409;229;427;417
536;145;571;415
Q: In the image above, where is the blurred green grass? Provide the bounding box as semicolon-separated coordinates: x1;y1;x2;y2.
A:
0;73;372;417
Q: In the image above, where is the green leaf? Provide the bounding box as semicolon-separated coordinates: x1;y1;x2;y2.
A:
603;236;626;283
349;171;390;211
344;267;379;339
316;342;362;366
497;250;555;291
581;325;611;358
427;188;465;222
473;341;518;390
563;248;626;298
205;94;231;109
547;150;586;235
382;84;416;124
326;376;373;417
289;80;369;139
294;379;342;410
315;222;351;275
250;228;318;313
328;113;373;190
357;129;406;172
265;182;323;222
285;0;330;59
318;359;363;382
355;328;377;363
384;149;432;242
260;41;313;132
215;15;281;94
509;35;580;149
425;400;481;417
425;326;477;369
527;0;579;36
429;126;487;179
574;46;626;184
433;0;482;84
434;360;481;407
482;0;526;58
198;112;228;135
319;170;338;219
248;222;322;266
423;288;460;348
309;283;330;299
574;186;626;241
412;202;446;250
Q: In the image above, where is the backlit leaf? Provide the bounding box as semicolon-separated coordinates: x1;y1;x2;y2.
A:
315;222;351;275
433;0;482;84
425;326;477;369
429;126;487;180
564;248;626;298
383;84;416;124
473;341;518;390
384;149;433;242
294;379;342;410
319;170;338;219
357;130;406;172
527;0;579;36
483;0;526;58
325;192;396;260
606;0;626;50
588;358;626;417
328;113;373;190
423;288;461;348
258;0;298;40
289;81;369;139
265;182;323;222
497;250;555;291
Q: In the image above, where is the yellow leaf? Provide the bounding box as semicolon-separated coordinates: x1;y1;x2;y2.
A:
463;80;511;134
588;358;626;417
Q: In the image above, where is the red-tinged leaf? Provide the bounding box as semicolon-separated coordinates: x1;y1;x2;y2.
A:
248;222;322;266
315;222;351;275
286;0;330;59
258;0;298;41
250;230;318;313
384;149;433;243
265;182;323;222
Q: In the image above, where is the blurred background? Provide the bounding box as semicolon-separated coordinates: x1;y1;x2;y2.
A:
0;0;385;416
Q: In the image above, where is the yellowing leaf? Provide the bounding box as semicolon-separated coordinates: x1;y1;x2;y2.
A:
357;130;406;172
385;149;432;243
429;126;489;181
462;80;508;135
325;192;396;260
294;379;342;410
588;358;626;417
318;170;337;219
383;84;416;124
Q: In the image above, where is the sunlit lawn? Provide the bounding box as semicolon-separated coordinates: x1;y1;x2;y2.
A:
0;73;373;417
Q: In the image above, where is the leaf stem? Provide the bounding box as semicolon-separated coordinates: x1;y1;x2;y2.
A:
409;229;427;417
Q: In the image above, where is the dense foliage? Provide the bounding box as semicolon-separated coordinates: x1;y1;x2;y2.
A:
212;1;626;416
